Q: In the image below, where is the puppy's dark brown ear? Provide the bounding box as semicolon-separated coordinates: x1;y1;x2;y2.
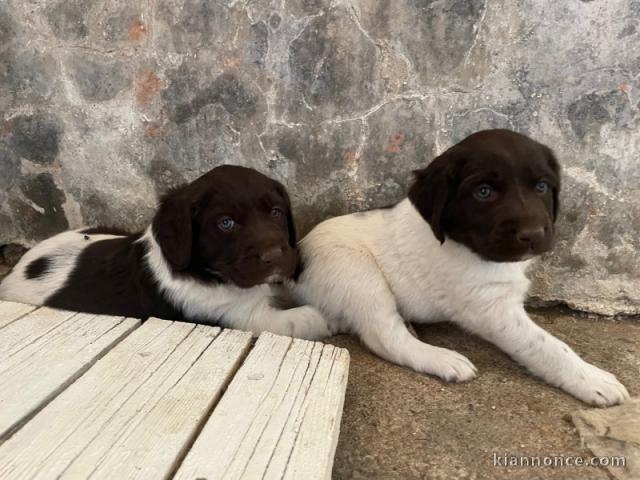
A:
408;152;460;244
543;146;561;222
276;183;297;247
286;208;297;248
152;192;192;270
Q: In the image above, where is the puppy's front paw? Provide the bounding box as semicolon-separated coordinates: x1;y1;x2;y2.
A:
417;347;478;383
567;363;630;407
286;306;332;341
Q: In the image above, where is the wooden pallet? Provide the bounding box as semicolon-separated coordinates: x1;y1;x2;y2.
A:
0;301;349;480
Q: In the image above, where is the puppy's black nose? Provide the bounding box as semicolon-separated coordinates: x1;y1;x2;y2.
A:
517;226;546;245
259;246;284;263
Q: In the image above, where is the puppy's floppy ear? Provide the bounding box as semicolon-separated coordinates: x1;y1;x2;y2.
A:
408;152;460;244
152;191;193;270
276;183;297;247
286;207;297;248
543;146;561;222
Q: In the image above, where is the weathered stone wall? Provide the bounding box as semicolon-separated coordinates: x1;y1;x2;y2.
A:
1;0;638;315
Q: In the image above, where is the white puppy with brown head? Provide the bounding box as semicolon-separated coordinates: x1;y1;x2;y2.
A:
292;129;629;407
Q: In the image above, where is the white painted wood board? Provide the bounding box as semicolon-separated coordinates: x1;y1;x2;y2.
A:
0;301;38;329
174;332;350;480
0;307;78;362
0;310;139;441
0;318;252;480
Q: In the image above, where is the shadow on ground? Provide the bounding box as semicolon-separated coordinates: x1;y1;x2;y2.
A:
327;308;639;480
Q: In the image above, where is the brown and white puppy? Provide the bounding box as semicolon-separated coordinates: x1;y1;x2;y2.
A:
292;129;629;406
0;165;329;339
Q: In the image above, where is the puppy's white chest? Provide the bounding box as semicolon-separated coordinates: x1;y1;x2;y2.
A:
369;202;531;323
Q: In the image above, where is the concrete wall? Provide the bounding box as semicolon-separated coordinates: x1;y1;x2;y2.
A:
0;0;638;315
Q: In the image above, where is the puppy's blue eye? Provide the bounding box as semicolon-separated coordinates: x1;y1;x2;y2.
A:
218;216;235;232
271;206;284;218
535;181;549;193
473;184;494;201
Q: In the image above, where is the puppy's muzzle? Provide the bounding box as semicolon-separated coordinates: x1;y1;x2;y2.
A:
516;226;547;251
259;246;284;264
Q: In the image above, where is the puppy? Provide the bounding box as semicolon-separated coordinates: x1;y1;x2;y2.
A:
292;129;629;406
0;165;329;339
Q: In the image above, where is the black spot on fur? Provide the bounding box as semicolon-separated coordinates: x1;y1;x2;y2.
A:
25;256;51;279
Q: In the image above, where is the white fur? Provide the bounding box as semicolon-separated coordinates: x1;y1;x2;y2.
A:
140;228;330;339
0;230;119;305
292;199;629;406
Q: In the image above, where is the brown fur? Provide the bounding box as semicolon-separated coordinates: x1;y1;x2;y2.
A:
409;129;560;262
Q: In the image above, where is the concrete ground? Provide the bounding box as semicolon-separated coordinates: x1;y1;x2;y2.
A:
327;308;639;480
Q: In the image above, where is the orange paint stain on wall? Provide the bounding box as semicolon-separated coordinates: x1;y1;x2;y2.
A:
343;150;360;164
136;71;162;106
144;123;161;138
128;19;148;42
223;58;241;69
385;132;405;154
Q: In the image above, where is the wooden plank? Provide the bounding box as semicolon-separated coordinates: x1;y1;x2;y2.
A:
0;311;139;441
64;327;252;480
0;319;252;480
0;301;38;329
0;307;78;362
278;343;349;480
174;332;350;480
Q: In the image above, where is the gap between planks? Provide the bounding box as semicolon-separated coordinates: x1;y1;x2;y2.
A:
0;301;38;330
174;332;350;480
0;318;254;479
0;307;141;443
